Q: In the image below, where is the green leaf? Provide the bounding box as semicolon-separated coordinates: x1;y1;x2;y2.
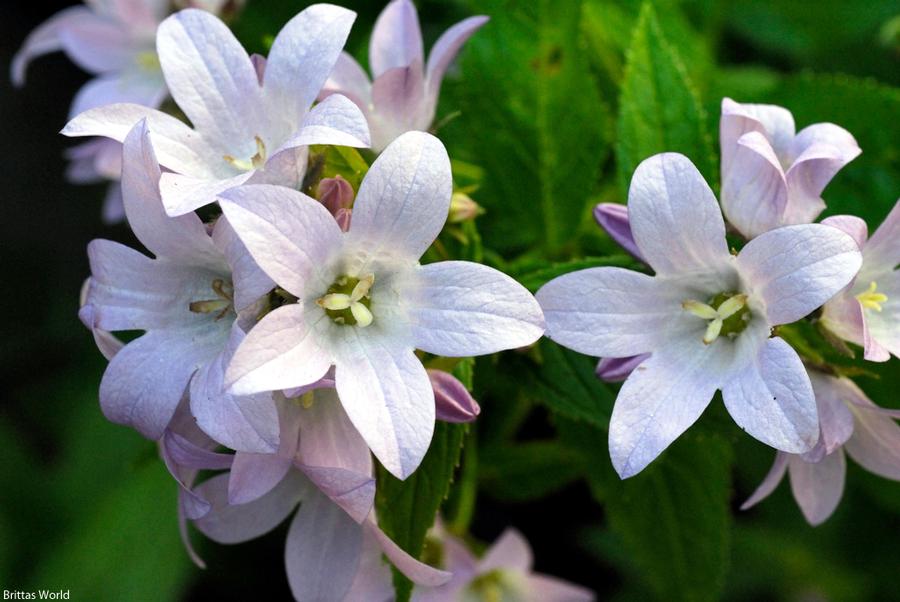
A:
530;339;616;428
445;0;610;254
560;417;733;602
509;254;639;292
480;440;586;502
616;2;715;195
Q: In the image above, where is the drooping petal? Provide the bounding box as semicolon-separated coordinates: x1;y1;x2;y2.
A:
100;326;224;439
367;519;452;586
720;131;788;239
527;575;596;602
424;15;489;108
369;62;427;151
536;267;684;358
788;451;846;526
595;354;649;383
722;337;819;453
479;529;532;574
193;470;307;544
807;372;856;454
334;334;434;479
593;203;644;261
864;199;900;276
319;51;372;109
343;524;395;602
121;120;223;267
264;4;356;122
409;261;544;356
285;485;364;602
156;9;263;148
845;393;900;480
218;184;344;298
348;131;452;262
369;0;424;77
225;304;333;396
627;153;731;276
278;92;370;151
821;215;868;249
57;11;132;74
737;223;862;325
11;6;91;86
740;452;789;510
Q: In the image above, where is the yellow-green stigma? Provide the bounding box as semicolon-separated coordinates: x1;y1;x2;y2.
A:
682;292;750;344
135;50;160;72
856;281;888;311
316;274;374;327
224;135;267;171
189;278;233;320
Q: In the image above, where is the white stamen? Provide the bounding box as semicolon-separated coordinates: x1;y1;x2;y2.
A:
318;293;351;310
351;302;373;327
683;293;748;344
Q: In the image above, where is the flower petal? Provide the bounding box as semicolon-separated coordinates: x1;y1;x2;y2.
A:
279;92;371;151
720;131;788;239
159;170;256;217
785;124;860;222
370;62;426;151
367;518;451;586
369;0;423;77
334;334;434;479
737;223;862;325
211;217;274;312
593;203;644;261
429;369;481;423
70;71;167;119
862;270;900;358
298;388;372;475
788;451;846;526
740;452;788;510
536;267;684;358
527;575;596;602
821;215;868;249
720;97;795;161
479;529;532;574
227;452;292;505
11;6;90;86
225;304;333;396
348;131;452;262
425;15;489;108
319;51;372;108
409;261;544;356
285;486;364;602
57;10;132;74
845;393;900;480
863;199;900;278
218;184;343;298
807;372;856;454
627;153;730;276
595;354;649;383
264;4;356;121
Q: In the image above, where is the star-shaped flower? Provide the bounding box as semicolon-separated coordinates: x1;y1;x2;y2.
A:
318;0;488;152
720;97;860;239
537;153;862;478
217;131;544;478
62;5;370;216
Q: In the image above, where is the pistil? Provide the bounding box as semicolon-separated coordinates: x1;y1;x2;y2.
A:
317;274;375;327
683;293;749;344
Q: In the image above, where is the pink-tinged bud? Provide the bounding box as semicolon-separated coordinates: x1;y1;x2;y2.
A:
428;369;480;423
448;192;483;223
334;207;352;232
249;53;266;85
317;175;355;215
595;354;649;383
593;203;644;261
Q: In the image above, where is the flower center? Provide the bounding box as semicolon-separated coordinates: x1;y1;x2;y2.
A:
316;274;374;327
135;50;160;72
468;570;516;602
224;136;267;171
856;281;888;312
682;292;749;344
189;278;234;320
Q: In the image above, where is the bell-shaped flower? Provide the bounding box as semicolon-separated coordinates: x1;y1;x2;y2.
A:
80;120;276;445
11;0;174;118
216;131;544;479
537;153;862;478
62;5;370;216
720;97;860;239
820;202;900;361
412;525;594;601
191;388;450;601
742;372;900;525
318;0;488;152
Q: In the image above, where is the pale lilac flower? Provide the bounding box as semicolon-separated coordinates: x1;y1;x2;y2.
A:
412;526;594;601
318;0;488;152
742;371;900;525
428;369;481;423
216;131;544;478
63;6;370;216
191;388;450;601
65;138;126;222
80;120;276;444
820;202;900;361
12;0;169;118
720;97;861;239
537;153;862;478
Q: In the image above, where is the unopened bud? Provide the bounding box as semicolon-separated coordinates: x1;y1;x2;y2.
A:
249;53;266;85
448;192;483;223
428;369;480;423
593;203;644;262
317;175;355;215
595;354;649;383
334;207;352;232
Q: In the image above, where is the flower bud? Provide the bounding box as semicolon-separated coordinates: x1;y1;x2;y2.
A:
595;354;649;383
334;207;352;232
428;369;480;423
317;175;355;216
593;203;644;261
249;53;266;85
448;192;483;223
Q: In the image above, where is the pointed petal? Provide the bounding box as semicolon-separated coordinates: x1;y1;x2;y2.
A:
845;394;900;480
740;452;789;510
409;261;544;356
162;430;232;471
319;51;372;108
156;9;262;147
334;335;434;480
285;486;363;602
279;92;370;151
627;153;731;276
367;519;452;586
593;203;644;261
864;199;900;276
194;471;307;544
11;6;90;86
264;4;356;120
479;529;532;574
343;525;395;602
737;224;862;325
536;267;683;358
369;0;423;77
218;184;343;298
425;15;489;107
807;372;856;454
720;97;795;162
788;451;846;526
348;131;451;261
57;11;132;74
785;123;860;222
722;337;818;453
720;131;788;239
527;575;596;602
178;495;206;568
821;215;868;249
370;62;427;151
225;304;333;396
